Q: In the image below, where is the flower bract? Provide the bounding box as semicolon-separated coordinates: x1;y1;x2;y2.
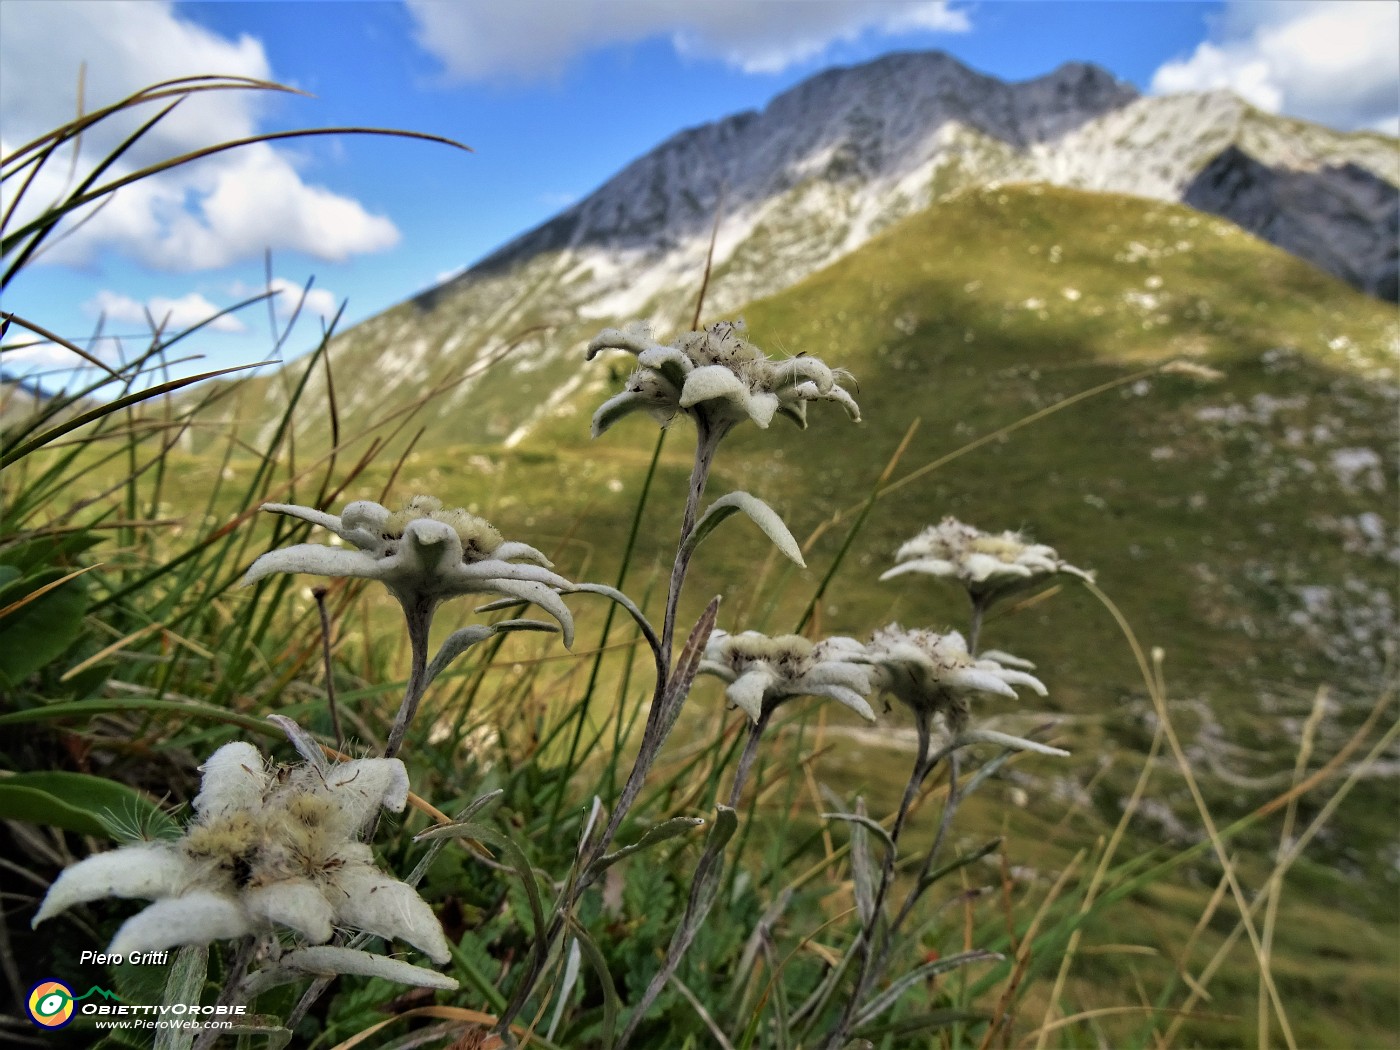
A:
33;739;456;986
863;625;1047;732
698;629;877;723
244;495;575;646
880;517;1091;603
587;320;860;436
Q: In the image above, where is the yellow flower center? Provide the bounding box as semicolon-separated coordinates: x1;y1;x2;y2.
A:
383;496;503;560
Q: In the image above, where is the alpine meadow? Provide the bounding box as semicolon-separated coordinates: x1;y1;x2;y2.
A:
2;44;1397;1050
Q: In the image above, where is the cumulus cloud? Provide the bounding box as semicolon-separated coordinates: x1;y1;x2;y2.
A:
266;277;340;323
0;0;399;272
1151;1;1399;132
84;290;247;334
405;0;968;82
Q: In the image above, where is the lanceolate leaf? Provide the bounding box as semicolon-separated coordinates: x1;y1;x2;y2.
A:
568;919;621;1049
820;811;897;859
590;815;706;876
853;950;1002;1029
682;491;805;567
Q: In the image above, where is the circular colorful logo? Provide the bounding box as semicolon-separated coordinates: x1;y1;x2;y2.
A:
26;980;75;1029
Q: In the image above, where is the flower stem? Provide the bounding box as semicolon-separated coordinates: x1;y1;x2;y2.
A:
193;937;258;1050
881;750;961;971
617;710;771;1049
660;418;723;663
968;592;987;655
496;420;728;1037
384;596;434;759
592;418;727;861
824;708;935;1049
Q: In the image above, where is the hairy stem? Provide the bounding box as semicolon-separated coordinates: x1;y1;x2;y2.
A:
660;417;723;662
193;937;259;1050
384;595;434;759
592;418;727;862
617;710;771;1049
824;708;936;1048
497;418;727;1036
968;592;987;655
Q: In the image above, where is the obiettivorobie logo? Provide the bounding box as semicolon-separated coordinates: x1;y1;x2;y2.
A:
26;980;120;1029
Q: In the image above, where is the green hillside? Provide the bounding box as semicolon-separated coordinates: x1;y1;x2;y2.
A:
427;184;1397;1044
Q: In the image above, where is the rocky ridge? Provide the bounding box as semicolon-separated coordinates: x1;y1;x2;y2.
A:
272;50;1395;447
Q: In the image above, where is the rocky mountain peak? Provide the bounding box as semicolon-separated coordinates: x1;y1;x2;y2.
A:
316;48;1394;450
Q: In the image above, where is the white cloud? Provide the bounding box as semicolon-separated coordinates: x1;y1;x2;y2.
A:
267;277;340;323
1151;1;1399;132
84;290;247;334
405;1;969;82
0;0;399;272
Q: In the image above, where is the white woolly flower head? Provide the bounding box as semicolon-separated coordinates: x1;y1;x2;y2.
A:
586;319;860;436
880;517;1091;603
863;625;1047;732
32;736;456;990
243;494;575;646
698;628;876;723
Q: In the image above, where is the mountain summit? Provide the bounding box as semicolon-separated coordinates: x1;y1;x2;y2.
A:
300;49;1394;446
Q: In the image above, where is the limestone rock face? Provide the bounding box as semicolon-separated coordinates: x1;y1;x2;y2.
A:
286;50;1394;447
1183;146;1399;301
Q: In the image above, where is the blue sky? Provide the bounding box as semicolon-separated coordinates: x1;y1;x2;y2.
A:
2;1;1396;389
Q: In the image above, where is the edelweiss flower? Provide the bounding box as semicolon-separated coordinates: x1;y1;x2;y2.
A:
245;495;574;645
33;740;456;988
698;629;877;723
586;320;860;436
863;625;1046;732
880;517;1091;602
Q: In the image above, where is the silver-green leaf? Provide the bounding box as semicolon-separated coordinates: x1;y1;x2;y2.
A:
683;491;805;567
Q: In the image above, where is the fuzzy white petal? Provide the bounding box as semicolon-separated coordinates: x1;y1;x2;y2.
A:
963;553;1030;583
492;541;554;567
33;845;194;927
244;880;335;943
399;519;462;578
726;669;775;722
108;891;251;955
194;741;268;819
679;365;751;410
978;649;1037;670
452;559;571;589
591;389;667;437
771;356;834;394
587;325;658;360
697;658;738;684
943;668;1019;698
317;758;411;834
243;544;384;587
802;663;874;693
746;390;779;428
806;684;877;722
811;383;861;421
483;578;575;648
331;867;452;963
284;946;458;989
260;503;344;534
637;345;695;386
338;501;392;534
991;668;1049;696
879;558;959;581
